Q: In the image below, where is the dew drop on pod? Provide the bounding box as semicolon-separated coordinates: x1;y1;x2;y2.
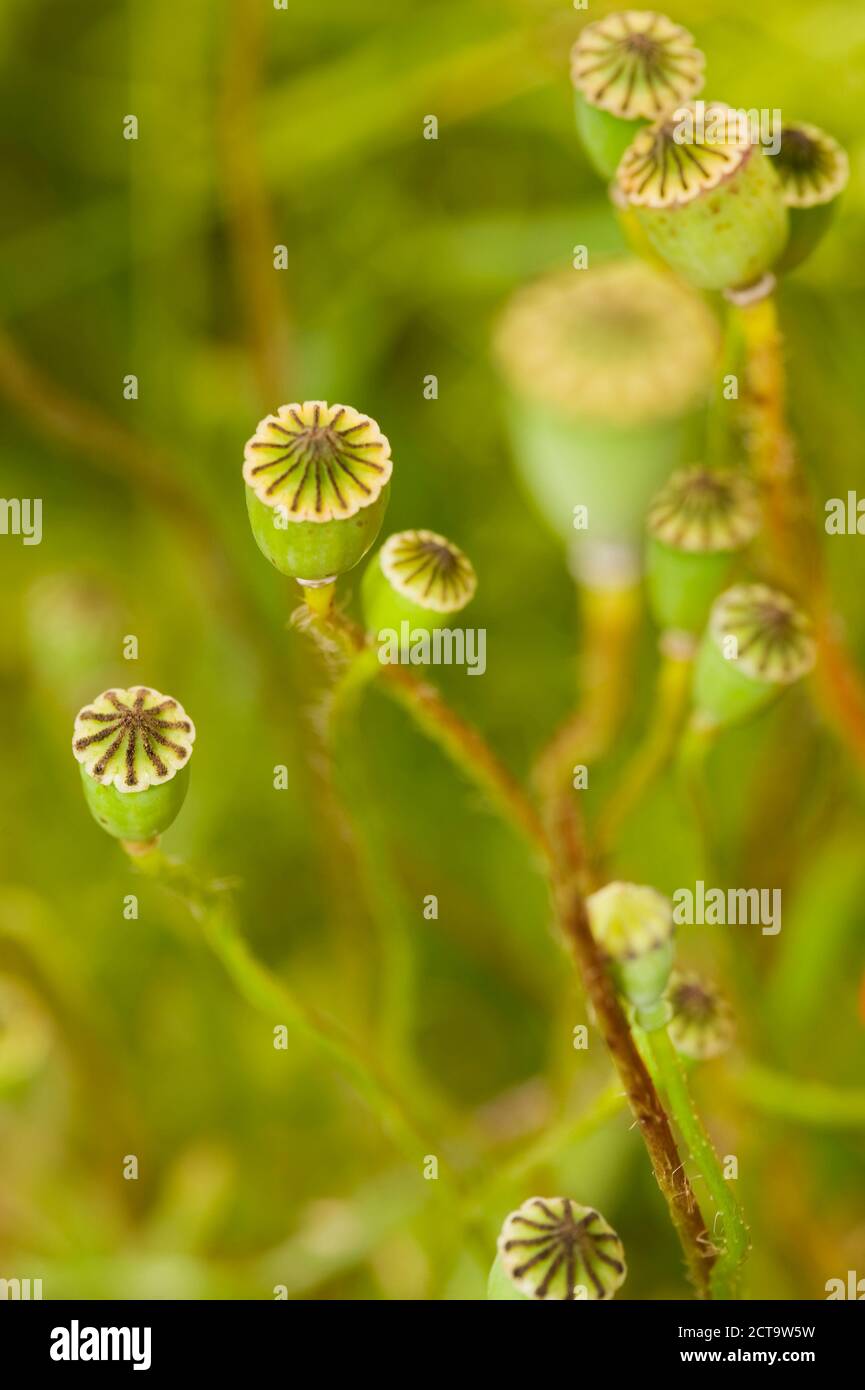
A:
571;10;705;180
586;880;675;1028
616;102;789;292
666;970;734;1062
494;259;718;577
692;583;816;730
72;686;196;844
767;122;850;274
488;1196;627;1301
646;466;761;637
242;400;392;597
361;530;477;638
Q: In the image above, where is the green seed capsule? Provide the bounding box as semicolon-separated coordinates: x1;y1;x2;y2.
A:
646;467;761;634
767;122;849;274
494;259;718;549
571;11;704;179
243;401;392;582
587;881;675;1015
492;1196;627;1301
692;584;816;730
72;686;196;841
617;104;789;291
361;530;477;638
667;970;735;1060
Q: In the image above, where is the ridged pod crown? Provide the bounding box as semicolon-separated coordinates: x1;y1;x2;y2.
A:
771;122;849;209
587;880;673;962
617;102;752;209
571;11;704;121
667;971;735;1060
587;881;675;1017
648;468;761;554
497;1197;626;1301
495;260;717;427
72;686;196;792
243;401;391;522
708;585;816;686
377;530;476;614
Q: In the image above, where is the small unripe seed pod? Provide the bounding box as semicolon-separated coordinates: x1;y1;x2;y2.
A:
692;584;816;730
361;530;477;637
617;104;789;291
72;686;196;841
586;880;675;1016
646;467;761;635
768;122;849;274
667;970;735;1060
571;11;705;179
490;1196;627;1301
494;259;718;549
243;401;392;582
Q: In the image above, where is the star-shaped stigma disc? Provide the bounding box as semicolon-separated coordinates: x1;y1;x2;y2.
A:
72;686;196;792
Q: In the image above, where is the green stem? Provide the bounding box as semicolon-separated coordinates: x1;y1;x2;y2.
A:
677;719;718;878
596;642;694;859
704;299;743;471
470;1083;626;1218
123;841;442;1169
640;1024;750;1299
312;604;550;863
731;1062;865;1130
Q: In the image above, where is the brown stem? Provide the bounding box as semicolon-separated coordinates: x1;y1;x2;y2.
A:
219;0;293;405
309;603;550;861
309;598;715;1296
534;581;642;798
546;790;715;1298
737;294;865;778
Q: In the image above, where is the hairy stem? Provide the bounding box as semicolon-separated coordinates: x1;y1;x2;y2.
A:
309;603;549;862
546;791;715;1298
306;597;716;1294
122;841;444;1170
640;1025;749;1299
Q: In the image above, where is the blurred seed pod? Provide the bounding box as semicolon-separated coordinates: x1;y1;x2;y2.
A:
24;573;121;709
667;970;735;1060
692;584;816;730
587;880;675;1014
571;11;704;179
617;103;789;291
494;259;718;558
361;530;476;638
72;686;196;841
646;467;761;634
489;1196;627;1300
768;122;849;273
243;401;392;583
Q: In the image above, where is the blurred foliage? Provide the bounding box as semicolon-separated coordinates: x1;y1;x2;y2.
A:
0;0;864;1300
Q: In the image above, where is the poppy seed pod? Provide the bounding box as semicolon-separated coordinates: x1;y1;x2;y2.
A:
72;686;196;841
692;584;816;730
646;467;761;635
586;881;675;1018
571;11;705;179
494;260;718;554
617;103;789;291
667;970;735;1060
361;530;476;638
489;1196;627;1301
768;122;849;274
243;401;392;583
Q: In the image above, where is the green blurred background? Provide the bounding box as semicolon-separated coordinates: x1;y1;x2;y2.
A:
1;0;864;1299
